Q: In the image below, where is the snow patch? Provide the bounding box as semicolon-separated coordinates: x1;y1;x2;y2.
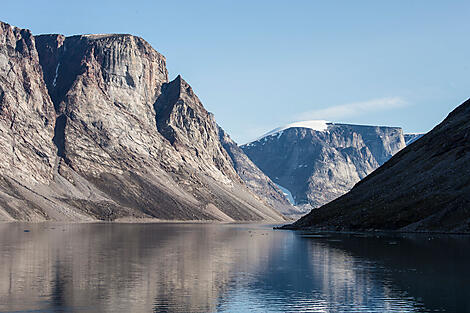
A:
52;62;60;87
274;183;296;205
252;120;330;143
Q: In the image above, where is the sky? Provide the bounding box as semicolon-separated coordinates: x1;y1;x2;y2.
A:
1;1;469;144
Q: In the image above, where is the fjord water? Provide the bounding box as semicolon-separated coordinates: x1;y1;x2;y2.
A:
0;224;468;313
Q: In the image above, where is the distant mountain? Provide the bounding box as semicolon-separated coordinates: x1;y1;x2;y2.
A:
0;21;285;222
404;133;425;145
241;121;406;210
286;99;470;233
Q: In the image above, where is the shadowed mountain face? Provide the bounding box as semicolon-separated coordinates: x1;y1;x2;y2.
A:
288;99;470;232
242;123;405;209
0;21;285;222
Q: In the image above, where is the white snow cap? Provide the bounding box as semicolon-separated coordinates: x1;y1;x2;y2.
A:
254;120;330;142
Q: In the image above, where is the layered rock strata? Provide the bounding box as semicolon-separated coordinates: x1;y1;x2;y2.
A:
0;21;286;222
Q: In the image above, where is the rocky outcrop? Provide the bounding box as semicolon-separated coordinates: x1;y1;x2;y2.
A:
286;99;470;232
242;123;405;209
218;126;299;217
0;21;285;222
35;33;169;175
155;75;238;183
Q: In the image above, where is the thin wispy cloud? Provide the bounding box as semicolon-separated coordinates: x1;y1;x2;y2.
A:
296;97;408;121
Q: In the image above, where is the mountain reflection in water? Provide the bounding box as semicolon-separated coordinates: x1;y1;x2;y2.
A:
0;223;468;313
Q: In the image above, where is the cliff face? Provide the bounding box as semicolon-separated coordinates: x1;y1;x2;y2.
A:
155;75;239;183
288;99;470;232
242;123;405;209
0;23;56;186
0;21;285;222
35;34;168;176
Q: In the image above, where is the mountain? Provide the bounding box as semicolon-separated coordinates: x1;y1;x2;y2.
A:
286;99;470;232
0;21;286;222
241;121;406;210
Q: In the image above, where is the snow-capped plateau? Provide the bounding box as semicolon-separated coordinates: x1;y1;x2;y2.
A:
252;120;331;143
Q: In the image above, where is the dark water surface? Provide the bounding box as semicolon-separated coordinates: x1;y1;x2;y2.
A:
0;223;469;313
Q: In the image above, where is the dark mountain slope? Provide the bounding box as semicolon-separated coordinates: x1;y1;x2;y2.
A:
287;99;470;232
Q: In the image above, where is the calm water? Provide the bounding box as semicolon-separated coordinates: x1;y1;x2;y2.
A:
0;223;469;313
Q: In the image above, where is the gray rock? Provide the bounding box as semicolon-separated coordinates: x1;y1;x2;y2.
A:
0;22;56;186
287;99;470;233
0;21;285;222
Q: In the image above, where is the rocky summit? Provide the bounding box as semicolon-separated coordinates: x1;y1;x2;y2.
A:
0;21;288;222
242;122;406;210
286;99;470;233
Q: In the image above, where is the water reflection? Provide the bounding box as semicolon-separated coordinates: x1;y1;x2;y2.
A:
305;233;470;313
0;223;468;312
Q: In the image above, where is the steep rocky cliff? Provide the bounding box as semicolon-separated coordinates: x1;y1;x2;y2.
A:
0;23;65;221
0;23;56;186
287;99;470;232
0;21;285;222
242;122;405;209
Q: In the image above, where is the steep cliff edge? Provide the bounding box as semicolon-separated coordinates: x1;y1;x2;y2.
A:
155;75;238;183
242;123;405;209
0;23;56;185
287;99;470;232
0;21;285;222
0;23;66;221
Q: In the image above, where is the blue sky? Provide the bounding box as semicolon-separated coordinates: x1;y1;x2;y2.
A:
2;1;469;143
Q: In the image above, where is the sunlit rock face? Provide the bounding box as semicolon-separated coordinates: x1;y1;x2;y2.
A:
0;21;285;222
290;99;470;232
154;75;239;184
0;23;56;185
35;33;171;176
242;123;405;209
